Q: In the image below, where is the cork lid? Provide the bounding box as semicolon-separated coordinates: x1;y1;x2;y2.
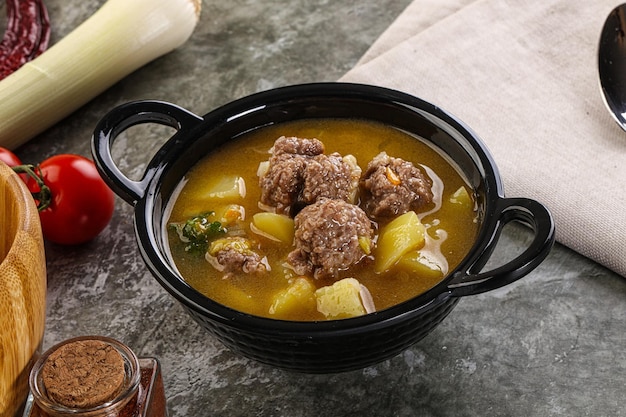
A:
30;336;140;411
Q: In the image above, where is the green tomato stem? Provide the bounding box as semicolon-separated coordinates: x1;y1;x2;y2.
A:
11;164;52;211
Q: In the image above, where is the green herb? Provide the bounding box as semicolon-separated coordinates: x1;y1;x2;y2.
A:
170;212;226;254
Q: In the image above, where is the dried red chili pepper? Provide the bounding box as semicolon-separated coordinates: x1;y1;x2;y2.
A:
0;0;50;80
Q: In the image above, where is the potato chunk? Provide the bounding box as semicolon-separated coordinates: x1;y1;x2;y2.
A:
397;251;447;281
269;277;316;319
449;186;472;208
315;278;375;320
251;212;295;243
204;176;246;200
375;211;426;273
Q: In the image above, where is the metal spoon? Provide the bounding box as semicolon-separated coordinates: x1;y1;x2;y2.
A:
599;3;626;131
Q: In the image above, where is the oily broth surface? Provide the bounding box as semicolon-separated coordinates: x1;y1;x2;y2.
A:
167;118;478;320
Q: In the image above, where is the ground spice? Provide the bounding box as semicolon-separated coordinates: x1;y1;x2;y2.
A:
41;339;126;408
135;358;168;417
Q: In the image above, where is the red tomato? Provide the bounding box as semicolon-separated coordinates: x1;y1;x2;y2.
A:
0;146;30;183
29;154;115;245
0;146;23;167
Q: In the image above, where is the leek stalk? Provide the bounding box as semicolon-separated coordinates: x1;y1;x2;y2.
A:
0;0;201;149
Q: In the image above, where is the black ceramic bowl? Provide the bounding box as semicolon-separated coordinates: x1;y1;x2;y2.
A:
92;83;554;373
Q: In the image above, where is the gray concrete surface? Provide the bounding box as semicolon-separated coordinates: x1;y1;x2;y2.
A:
10;1;626;416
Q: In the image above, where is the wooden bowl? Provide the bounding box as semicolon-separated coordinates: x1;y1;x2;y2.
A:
0;161;46;416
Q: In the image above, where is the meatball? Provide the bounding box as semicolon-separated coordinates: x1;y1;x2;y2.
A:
272;135;325;156
360;152;433;221
301;153;361;207
259;136;361;215
259;152;307;214
206;237;269;277
288;199;374;279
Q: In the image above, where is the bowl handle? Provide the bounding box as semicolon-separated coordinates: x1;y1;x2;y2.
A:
447;197;555;297
91;100;203;204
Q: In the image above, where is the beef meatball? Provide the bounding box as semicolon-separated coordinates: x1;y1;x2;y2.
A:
206;237;269;277
301;153;361;207
288;199;374;279
258;152;308;214
258;136;323;214
258;136;361;215
272;135;325;156
360;152;433;221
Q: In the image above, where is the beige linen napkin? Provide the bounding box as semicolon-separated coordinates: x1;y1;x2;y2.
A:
342;0;626;277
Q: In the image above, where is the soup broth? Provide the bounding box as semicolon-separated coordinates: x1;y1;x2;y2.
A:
166;118;479;321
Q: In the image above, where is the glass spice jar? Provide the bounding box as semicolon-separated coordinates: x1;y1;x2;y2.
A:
23;336;168;417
